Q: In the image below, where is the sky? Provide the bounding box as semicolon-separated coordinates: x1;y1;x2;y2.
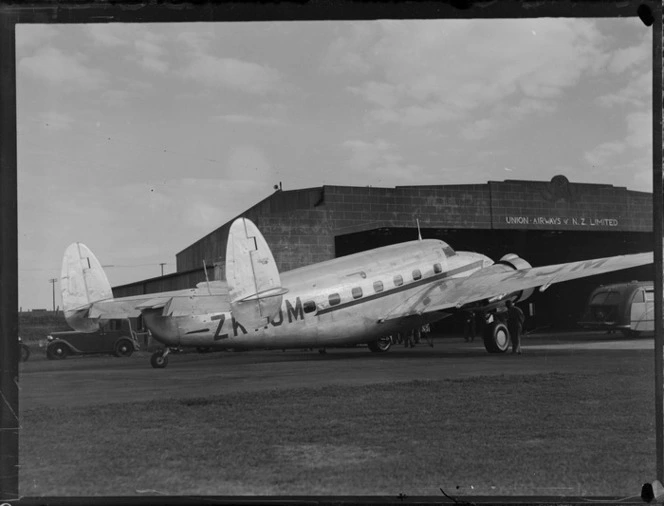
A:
15;17;653;311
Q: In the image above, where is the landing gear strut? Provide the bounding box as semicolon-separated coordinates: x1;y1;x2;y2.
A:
151;347;173;369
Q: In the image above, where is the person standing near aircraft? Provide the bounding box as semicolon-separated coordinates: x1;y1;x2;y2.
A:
464;312;477;342
506;300;525;354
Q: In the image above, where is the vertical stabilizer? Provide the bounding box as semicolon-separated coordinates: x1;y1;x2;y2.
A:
61;243;113;331
225;218;286;327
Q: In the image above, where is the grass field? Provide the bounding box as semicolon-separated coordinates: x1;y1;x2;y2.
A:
19;366;655;497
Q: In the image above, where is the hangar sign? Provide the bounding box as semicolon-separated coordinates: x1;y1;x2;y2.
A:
504;216;620;227
489;175;643;231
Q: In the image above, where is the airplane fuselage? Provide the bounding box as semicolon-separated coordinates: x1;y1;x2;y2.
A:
143;239;492;350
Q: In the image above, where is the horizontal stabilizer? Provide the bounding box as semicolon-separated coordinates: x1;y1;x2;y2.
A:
226;218;285;327
135;297;173;312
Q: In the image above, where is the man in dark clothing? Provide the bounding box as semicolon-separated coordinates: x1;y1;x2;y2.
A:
506;300;525;354
464;312;477;342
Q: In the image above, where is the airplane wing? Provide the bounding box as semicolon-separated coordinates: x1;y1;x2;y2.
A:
382;251;654;320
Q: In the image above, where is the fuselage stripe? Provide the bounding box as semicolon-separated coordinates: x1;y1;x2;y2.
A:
315;260;483;316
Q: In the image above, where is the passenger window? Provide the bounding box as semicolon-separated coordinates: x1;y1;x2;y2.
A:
373;280;384;293
633;291;645;303
328;293;341;306
352;287;363;299
433;263;442;274
412;269;422;281
303;300;317;313
394;275;403;287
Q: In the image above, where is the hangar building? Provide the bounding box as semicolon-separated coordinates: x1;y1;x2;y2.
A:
114;175;654;329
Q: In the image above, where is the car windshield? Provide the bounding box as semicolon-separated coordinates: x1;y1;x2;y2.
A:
590;290;621;306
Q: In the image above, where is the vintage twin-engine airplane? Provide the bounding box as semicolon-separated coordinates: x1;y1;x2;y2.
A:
61;217;654;368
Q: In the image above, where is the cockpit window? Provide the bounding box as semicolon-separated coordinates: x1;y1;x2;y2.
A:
443;245;456;257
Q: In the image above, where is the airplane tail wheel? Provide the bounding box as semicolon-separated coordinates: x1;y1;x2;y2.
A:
150;352;168;369
368;337;392;353
483;322;510;353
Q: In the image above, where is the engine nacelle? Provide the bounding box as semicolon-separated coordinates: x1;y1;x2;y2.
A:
496;253;534;303
461;253;534;312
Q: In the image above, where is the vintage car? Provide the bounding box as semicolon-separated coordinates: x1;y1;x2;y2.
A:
42;318;142;359
579;281;655;336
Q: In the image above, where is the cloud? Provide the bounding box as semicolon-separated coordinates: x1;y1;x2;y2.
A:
607;33;650;74
321;23;378;74
183;55;281;95
625;110;652;150
39;111;74;131
131;32;169;73
177;30;214;53
84;24;132;47
84;25;169;73
597;70;650;108
461;98;556;140
348;81;399;109
583;110;651;174
213;114;284;127
16;24;58;49
584;141;627;167
342;138;426;185
330;19;608;130
19;47;107;90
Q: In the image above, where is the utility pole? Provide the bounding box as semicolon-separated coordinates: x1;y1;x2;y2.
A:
160;263;166;276
48;278;57;312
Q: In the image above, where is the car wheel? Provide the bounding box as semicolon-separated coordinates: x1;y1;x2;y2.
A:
368;336;392;353
150;352;168;369
47;342;70;360
114;339;134;357
483;322;510;353
20;344;30;362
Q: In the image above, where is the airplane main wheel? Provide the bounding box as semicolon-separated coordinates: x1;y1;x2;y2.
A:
483;322;510;354
150;352;168;369
368;337;392;353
